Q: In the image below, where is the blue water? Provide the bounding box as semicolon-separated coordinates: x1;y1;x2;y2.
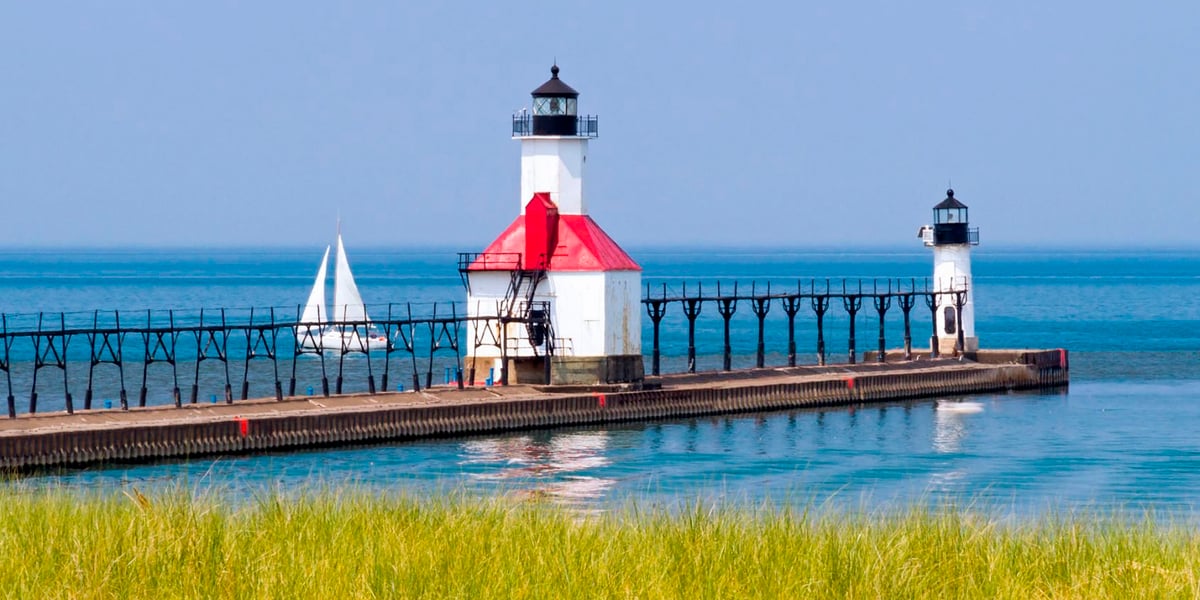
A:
5;246;1200;517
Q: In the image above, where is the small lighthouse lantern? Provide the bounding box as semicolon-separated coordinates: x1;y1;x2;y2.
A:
930;189;976;246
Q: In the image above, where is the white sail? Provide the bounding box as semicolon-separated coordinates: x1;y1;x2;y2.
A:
332;233;369;324
300;245;330;326
296;231;388;353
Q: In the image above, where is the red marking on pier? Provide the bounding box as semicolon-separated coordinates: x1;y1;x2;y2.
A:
236;418;249;437
595;393;607;408
845;377;855;389
1059;349;1067;369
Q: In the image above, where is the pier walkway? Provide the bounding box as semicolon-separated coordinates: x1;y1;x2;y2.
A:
0;349;1067;471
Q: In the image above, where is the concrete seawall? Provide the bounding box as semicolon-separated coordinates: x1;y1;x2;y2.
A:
0;349;1067;471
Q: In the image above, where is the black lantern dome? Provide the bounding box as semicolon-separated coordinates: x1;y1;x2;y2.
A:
932;189;978;245
530;64;580;135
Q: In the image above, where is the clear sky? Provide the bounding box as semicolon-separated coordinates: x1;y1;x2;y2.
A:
1;2;1196;249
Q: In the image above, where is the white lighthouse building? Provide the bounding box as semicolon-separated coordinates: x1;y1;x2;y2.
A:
461;65;643;386
918;189;980;354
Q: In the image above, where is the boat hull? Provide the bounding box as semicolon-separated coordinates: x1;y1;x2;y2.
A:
296;327;390;352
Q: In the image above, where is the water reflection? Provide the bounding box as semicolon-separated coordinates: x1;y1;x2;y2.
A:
460;430;614;505
928;401;984;496
21;385;1200;522
932;401;983;454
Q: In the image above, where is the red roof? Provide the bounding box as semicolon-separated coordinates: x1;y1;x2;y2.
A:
471;213;640;272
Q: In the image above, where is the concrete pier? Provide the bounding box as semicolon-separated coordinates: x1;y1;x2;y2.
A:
0;349;1067;471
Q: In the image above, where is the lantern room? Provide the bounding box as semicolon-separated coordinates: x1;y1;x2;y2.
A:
931;189;978;246
530;64;580;136
933;189;968;225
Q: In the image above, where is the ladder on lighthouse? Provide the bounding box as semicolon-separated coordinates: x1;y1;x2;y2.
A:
501;254;554;359
496;254;555;385
457;251;556;385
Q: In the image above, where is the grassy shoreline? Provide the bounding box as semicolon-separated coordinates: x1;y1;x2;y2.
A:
2;488;1198;598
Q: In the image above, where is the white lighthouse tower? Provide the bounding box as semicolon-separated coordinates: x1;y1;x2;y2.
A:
918;189;979;354
461;65;643;386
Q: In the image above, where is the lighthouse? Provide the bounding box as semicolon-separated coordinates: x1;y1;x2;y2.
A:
918;189;980;354
460;65;643;386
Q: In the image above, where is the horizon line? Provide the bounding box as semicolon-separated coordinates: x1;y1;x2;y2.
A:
0;241;1197;253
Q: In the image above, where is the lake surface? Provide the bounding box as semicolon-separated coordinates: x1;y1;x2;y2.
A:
5;246;1200;518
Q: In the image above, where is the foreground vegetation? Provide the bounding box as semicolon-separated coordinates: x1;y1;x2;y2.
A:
1;488;1198;599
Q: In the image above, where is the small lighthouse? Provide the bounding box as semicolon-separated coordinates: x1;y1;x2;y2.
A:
918;189;980;354
460;65;643;386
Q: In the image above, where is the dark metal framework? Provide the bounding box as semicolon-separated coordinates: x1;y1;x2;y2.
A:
0;277;969;418
641;278;970;376
0;305;475;419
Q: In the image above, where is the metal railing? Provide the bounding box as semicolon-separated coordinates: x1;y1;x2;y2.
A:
457;252;522;272
0;276;973;417
511;114;599;138
641;278;972;376
0;303;475;418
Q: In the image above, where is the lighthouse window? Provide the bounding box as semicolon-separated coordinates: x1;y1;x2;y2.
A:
943;307;957;335
533;97;574;116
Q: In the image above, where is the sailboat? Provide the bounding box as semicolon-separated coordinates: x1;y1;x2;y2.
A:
296;233;390;351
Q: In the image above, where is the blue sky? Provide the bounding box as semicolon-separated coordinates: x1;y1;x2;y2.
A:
1;2;1196;248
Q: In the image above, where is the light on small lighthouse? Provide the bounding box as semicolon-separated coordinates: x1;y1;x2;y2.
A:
932;190;971;241
918;189;980;355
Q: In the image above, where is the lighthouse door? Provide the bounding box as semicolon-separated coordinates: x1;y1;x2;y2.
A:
943;306;957;335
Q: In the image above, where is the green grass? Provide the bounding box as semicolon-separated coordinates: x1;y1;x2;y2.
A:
1;488;1198;598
